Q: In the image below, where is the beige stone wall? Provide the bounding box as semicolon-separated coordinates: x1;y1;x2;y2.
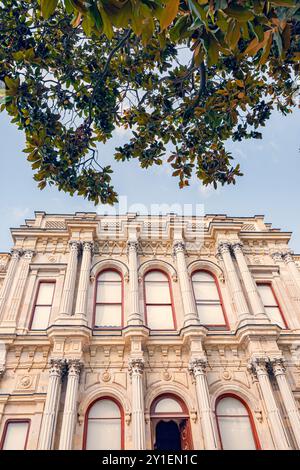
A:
0;212;300;450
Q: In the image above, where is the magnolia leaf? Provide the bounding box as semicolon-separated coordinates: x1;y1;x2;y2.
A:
41;0;58;20
159;0;180;30
224;6;254;22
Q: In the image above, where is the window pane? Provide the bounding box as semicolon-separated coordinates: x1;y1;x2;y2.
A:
257;285;276;305
37;283;54;305
155;398;183;414
192;271;215;282
97;281;121;303
2;422;28;450
145;281;171;304
217;397;248;416
193;281;220;302
145;271;167;282
89;399;120;419
31;306;51;329
218;416;256;450
86;419;121;450
197;304;225;325
146;305;174;329
98;271;121;282
265;307;285;328
95;305;122;327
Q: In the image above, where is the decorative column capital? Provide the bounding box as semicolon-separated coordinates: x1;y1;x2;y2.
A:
231;242;244;254
188;358;208;376
217;241;231;257
271;252;283;263
128;358;144;376
127;240;139;254
67;359;83;377
269;357;286;376
10;249;22;260
173;241;186;256
69;240;80;252
82;241;94;253
23;249;35;260
49;358;67;378
282;252;294;264
248;357;269;378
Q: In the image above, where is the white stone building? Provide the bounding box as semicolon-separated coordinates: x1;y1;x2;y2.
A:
0;212;300;450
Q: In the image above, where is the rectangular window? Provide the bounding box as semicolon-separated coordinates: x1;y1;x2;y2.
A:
30;282;55;330
1;421;29;450
257;283;287;329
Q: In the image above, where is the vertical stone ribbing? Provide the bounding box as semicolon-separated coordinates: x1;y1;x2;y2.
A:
128;358;146;450
74;241;93;317
218;242;250;322
59;360;82;450
38;359;65;450
127;241;142;325
232;243;268;320
189;358;218;450
4;250;34;324
249;358;291;450
59;241;80;316
173;241;199;327
0;250;22;321
270;358;300;449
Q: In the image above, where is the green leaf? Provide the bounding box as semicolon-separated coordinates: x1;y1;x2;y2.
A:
40;0;58;20
97;3;113;39
224;6;254;22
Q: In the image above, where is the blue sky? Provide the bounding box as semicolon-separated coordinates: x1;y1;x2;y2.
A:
0;107;299;253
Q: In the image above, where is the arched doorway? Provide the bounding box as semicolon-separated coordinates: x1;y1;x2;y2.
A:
150;394;193;450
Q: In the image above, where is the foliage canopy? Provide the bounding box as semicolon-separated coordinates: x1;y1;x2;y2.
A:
0;0;299;204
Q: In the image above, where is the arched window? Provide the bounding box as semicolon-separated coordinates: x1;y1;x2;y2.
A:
84;398;123;450
192;270;227;328
144;270;175;330
94;270;123;328
150;395;193;450
216;395;260;450
257;283;287;329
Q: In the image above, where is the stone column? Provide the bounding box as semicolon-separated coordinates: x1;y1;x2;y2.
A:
38;359;65;450
249;358;291;450
189;358;218;450
59;360;82;450
127;241;142;325
59;241;80;316
173;241;199;327
3;250;35;326
283;252;300;292
217;242;250;323
128;358;146;450
74;241;93;319
0;250;22;321
232;243;268;321
269;358;300;449
0;342;7;379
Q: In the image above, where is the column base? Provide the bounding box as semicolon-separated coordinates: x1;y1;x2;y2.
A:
127;314;144;326
183;315;201;328
0;321;17;335
54;314;88;327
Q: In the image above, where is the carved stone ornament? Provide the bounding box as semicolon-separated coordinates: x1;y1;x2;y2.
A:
101;371;111;382
248;357;269;379
283;252;294;264
269;357;286;376
231;242;244;254
23;250;35;260
127;240;139;254
69;240;80;252
217;242;231;257
271;252;283;263
49;358;66;378
19;375;32;388
82;241;94;253
162;370;172;381
128;358;145;376
67;359;83;376
188;358;208;376
222;370;232;381
173;241;185;256
190;409;197;423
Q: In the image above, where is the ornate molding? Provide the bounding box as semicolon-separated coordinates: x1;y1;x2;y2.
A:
82;241;94;253
127;240;139;254
23;249;35;260
128;358;145;376
283;252;294;264
188;358;208;376
269;357;286;376
271;252;283;263
231;242;244;254
69;240;80;252
49;358;67;378
67;359;83;376
10;249;23;260
248;357;269;378
217;241;231;257
173;241;186;256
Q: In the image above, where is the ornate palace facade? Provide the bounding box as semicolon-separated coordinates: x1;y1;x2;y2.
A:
0;212;300;450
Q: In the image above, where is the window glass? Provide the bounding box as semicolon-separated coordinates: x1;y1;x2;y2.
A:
86;399;121;450
145;271;175;329
95;271;122;328
1;422;29;450
192;271;226;326
257;284;286;328
31;282;54;330
154;398;183;414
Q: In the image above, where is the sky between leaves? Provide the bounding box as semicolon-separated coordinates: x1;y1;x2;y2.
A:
0;107;299;253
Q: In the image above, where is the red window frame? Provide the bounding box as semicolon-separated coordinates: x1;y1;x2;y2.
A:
93;269;124;329
191;269;229;330
29;280;56;330
256;282;288;329
0;419;31;450
143;269;177;331
150;393;193;450
82;396;124;450
215;394;261;450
